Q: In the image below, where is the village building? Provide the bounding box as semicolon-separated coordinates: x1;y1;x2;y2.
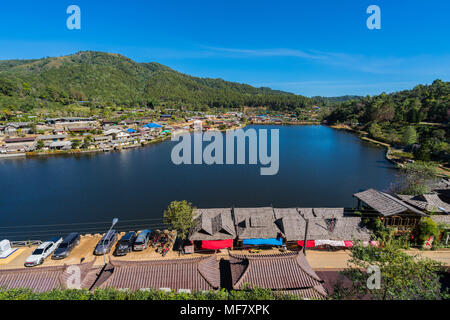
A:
229;252;327;299
233;207;283;246
273;208;372;248
37;134;68;142
273;208;306;243
68;127;93;133
48;141;72;150
1;137;36;153
396;193;450;213
94;256;220;293
1;122;32;136
353;188;427;229
189;208;236;250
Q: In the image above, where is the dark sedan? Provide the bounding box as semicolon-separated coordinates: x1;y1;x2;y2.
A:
113;231;137;256
52;232;80;260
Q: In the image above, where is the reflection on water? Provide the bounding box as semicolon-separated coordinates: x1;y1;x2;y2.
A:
0;125;397;239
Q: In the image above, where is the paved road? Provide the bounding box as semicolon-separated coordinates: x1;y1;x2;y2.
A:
306;249;450;270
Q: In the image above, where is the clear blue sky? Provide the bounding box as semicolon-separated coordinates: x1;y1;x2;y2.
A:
0;0;449;96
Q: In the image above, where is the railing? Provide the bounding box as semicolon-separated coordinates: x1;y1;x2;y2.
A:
10;240;42;247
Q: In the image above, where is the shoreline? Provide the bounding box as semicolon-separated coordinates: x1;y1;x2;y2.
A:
329;124;399;166
0;123;400;164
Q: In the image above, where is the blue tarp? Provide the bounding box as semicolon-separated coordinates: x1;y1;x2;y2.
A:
242;238;283;246
143;123;163;128
126;128;137;133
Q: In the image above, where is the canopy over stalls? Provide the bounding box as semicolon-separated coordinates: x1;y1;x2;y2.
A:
201;239;233;250
242;238;283;246
298;240;379;248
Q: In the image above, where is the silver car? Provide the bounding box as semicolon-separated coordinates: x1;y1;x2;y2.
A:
94;230;118;255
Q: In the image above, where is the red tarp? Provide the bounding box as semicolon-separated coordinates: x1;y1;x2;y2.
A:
201;239;233;250
344;241;353;247
297;240;316;248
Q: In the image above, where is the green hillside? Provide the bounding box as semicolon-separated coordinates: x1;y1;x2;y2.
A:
0;51;342;112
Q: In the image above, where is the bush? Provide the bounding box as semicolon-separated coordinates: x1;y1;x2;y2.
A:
419;218;440;244
0;287;300;301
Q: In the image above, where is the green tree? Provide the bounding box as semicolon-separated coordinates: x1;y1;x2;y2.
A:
333;243;448;300
71;139;82;149
163;200;196;240
418;218;440;244
368;123;383;139
401;126;418;146
395;161;439;195
36;140;45;150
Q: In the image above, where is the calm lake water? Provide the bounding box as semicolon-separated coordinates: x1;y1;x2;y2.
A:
0;125;398;240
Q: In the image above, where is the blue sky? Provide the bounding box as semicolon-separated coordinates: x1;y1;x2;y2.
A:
0;0;449;96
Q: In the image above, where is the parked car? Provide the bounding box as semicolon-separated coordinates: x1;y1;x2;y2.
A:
24;237;63;267
133;229;152;251
94;230;118;255
52;233;81;260
114;231;136;256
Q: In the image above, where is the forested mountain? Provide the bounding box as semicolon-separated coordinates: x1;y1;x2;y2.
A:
326;80;449;125
325;80;450;163
0;51;349;112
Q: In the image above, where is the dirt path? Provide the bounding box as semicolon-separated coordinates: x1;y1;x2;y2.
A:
1;241;449;271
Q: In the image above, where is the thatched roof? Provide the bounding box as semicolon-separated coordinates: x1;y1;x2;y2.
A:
298;208;315;219
233;207;281;240
307;217;372;241
189;208;236;241
274;208;306;241
353;188;427;217
229;252;327;299
313;208;344;218
396;194;450;213
431;214;450;226
274;208;372;241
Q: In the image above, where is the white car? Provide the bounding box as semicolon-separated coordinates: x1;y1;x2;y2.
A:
24;237;63;267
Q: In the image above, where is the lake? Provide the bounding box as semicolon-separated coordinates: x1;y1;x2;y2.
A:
0;125;398;240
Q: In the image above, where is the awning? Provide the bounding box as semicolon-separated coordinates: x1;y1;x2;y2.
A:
243;238;283;246
297;240;316;248
315;240;346;247
201;239;233;250
298;240;378;248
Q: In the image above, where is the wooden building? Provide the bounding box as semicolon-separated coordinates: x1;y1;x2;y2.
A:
353;188;427;229
188;208;236;250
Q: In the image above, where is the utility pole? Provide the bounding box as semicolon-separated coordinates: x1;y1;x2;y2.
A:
303;219;309;255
